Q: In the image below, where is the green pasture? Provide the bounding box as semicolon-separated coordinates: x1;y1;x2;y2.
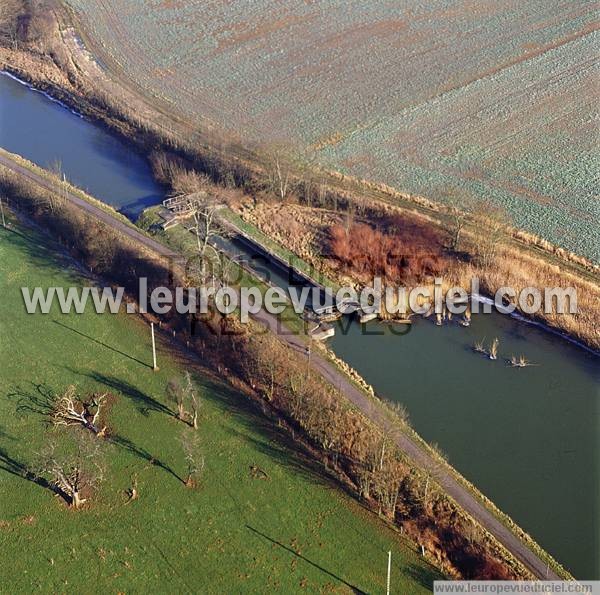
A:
0;218;440;592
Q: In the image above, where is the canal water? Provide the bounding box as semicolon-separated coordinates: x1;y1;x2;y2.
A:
330;315;599;579
0;73;161;218
1;70;598;578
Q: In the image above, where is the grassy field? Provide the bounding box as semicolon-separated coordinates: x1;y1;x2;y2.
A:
67;0;598;261
0;216;442;592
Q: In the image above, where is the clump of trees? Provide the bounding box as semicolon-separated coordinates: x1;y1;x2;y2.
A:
26;386;114;508
0;0;25;50
25;374;206;507
0;0;61;58
150;151;212;196
445;194;508;266
0;167;180;304
0;164;523;575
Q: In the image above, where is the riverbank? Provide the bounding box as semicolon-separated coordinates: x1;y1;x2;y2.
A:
0;6;598;353
229;201;600;352
173;203;599;577
0;149;574;580
225;201;600;357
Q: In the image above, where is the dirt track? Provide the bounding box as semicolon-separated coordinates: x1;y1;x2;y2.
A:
0;150;564;580
0;153;179;261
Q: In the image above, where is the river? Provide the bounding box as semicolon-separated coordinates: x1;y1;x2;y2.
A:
0;70;598;579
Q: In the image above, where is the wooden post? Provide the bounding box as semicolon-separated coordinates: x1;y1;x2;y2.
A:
151;323;158;371
386;550;391;595
0;197;6;228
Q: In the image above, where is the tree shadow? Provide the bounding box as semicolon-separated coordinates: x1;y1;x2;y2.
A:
145;345;378;509
404;562;442;591
199;377;342;489
77;371;175;419
53;320;150;368
246;525;367;594
110;434;185;485
1;218;93;293
0;447;69;503
0;424;16;443
7;382;56;420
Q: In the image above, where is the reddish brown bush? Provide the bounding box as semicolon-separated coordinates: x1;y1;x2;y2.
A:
329;217;447;282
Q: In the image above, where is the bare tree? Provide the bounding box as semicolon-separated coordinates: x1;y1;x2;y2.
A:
166;372;200;428
166;377;186;420
0;0;23;50
445;193;472;251
344;203;355;232
180;428;204;488
191;198;220;259
185;197;236;289
266;146;296;202
372;456;405;517
33;431;106;508
51;386;109;436
297;149;319;207
150;152;213;196
273;154;290;201
184;372;200;430
472;202;508;268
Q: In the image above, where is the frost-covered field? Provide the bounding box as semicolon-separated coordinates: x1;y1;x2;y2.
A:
68;0;599;261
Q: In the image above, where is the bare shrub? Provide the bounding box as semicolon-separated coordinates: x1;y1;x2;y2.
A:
150;151;211;195
180;428;204;488
166;372;200;429
329;220;446;282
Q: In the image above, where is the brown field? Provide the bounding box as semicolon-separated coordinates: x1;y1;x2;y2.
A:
66;0;600;261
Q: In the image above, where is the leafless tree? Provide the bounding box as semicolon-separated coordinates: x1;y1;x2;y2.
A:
372;456;405;517
296;149;320;207
191;198;220;258
166;377;186;420
0;1;22;50
265;146;296;202
464;519;484;545
51;386;109;436
445;193;472;251
273;154;290;201
33;431;106;508
166;372;200;429
185;196;237;289
472;202;508;268
150;151;215;196
344;203;355;232
180;428;204;488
